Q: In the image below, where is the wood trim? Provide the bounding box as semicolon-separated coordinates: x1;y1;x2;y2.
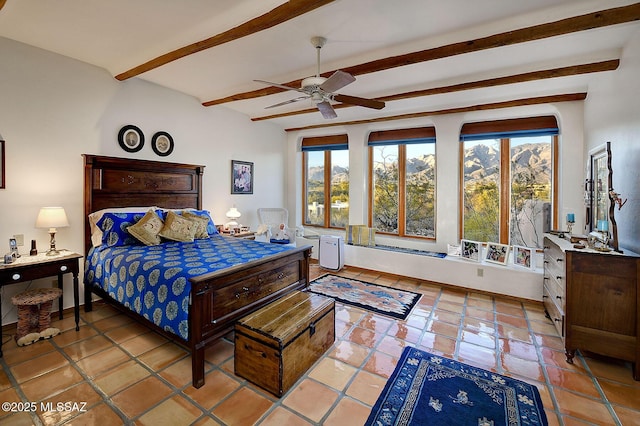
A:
324;150;331;227
552;135;559;230
499;138;510;244
284;93;587;132
458;142;464;240
0;0;6;11
398;145;407;236
367;146;373;228
115;0;335;81
252;60;618;121
207;3;638;106
302;151;309;225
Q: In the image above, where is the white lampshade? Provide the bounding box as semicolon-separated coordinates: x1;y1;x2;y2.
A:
36;207;69;256
226;207;241;220
36;207;70;230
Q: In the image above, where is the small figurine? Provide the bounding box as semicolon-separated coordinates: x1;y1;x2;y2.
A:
609;189;627;210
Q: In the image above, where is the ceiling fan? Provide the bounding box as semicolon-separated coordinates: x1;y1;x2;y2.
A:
254;36;385;119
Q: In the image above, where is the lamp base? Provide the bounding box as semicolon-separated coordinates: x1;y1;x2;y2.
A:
46;231;59;256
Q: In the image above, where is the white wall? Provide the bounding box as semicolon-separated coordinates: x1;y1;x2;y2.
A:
583;29;640;254
0;37;287;325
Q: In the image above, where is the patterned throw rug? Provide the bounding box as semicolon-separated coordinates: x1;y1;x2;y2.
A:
365;346;548;426
309;274;421;320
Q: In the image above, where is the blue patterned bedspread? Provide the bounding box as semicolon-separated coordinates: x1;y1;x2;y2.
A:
84;236;294;341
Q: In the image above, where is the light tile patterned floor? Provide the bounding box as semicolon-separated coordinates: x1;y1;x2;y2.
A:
1;262;639;425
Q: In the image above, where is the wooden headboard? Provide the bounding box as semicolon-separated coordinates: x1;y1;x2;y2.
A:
83;154;205;254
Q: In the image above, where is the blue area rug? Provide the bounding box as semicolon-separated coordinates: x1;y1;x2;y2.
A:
309;274;421;320
365;346;548;426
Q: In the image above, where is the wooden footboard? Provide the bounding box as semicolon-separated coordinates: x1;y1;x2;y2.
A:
189;246;311;388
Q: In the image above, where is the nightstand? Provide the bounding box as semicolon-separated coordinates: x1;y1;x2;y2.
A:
0;250;82;356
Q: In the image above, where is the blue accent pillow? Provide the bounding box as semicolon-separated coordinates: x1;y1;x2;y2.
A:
96;212;146;247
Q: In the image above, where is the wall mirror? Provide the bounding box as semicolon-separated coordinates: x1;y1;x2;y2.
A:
588;141;620;252
590;144;608;232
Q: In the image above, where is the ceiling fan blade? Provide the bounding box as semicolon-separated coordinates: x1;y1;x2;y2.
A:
316;101;337;119
254;79;305;93
264;96;310;109
333;94;385;110
319;70;355;93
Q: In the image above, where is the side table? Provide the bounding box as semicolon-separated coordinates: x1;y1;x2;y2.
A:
0;250;82;356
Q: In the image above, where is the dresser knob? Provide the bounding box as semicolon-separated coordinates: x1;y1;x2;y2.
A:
554;318;561;323
12;273;21;281
60;265;68;272
556;296;562;300
556;258;563;262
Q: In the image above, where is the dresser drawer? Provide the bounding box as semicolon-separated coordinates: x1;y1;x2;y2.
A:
0;258;79;284
544;275;565;312
543;284;564;337
212;263;300;321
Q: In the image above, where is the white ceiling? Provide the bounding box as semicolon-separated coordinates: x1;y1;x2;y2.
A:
1;0;638;130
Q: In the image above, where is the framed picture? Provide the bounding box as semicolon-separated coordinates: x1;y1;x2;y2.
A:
460;239;481;262
118;125;144;153
485;242;510;265
151;131;174;157
231;160;253;194
513;245;533;269
0;140;5;189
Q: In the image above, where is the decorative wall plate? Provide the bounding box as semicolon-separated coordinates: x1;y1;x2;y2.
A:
118;125;144;153
151;131;174;157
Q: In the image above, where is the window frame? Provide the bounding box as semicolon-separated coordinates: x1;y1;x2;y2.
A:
301;134;349;229
367;127;437;240
458;116;559;245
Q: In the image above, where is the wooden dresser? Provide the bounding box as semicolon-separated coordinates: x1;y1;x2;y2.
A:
543;234;639;380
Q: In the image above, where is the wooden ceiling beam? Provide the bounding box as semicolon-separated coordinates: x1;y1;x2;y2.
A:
283;93;587;132
250;59;617;121
115;0;335;81
205;2;639;106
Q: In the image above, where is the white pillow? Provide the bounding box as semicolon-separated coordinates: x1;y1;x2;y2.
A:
88;206;156;247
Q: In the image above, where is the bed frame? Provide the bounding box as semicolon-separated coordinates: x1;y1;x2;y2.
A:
83;154;311;388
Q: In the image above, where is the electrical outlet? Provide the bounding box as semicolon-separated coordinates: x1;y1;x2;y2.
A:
13;234;24;246
477;268;484;277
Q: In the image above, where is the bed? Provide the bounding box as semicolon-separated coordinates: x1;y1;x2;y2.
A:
82;154;311;388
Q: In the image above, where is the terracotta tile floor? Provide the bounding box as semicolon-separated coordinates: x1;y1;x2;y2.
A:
1;262;639;425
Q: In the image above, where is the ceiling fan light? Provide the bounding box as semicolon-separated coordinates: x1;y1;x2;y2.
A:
301;76;326;89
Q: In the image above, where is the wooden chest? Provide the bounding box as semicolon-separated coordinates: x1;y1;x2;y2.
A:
234;291;335;396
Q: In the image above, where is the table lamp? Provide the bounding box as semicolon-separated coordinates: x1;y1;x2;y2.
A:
225;207;241;230
36;207;69;256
